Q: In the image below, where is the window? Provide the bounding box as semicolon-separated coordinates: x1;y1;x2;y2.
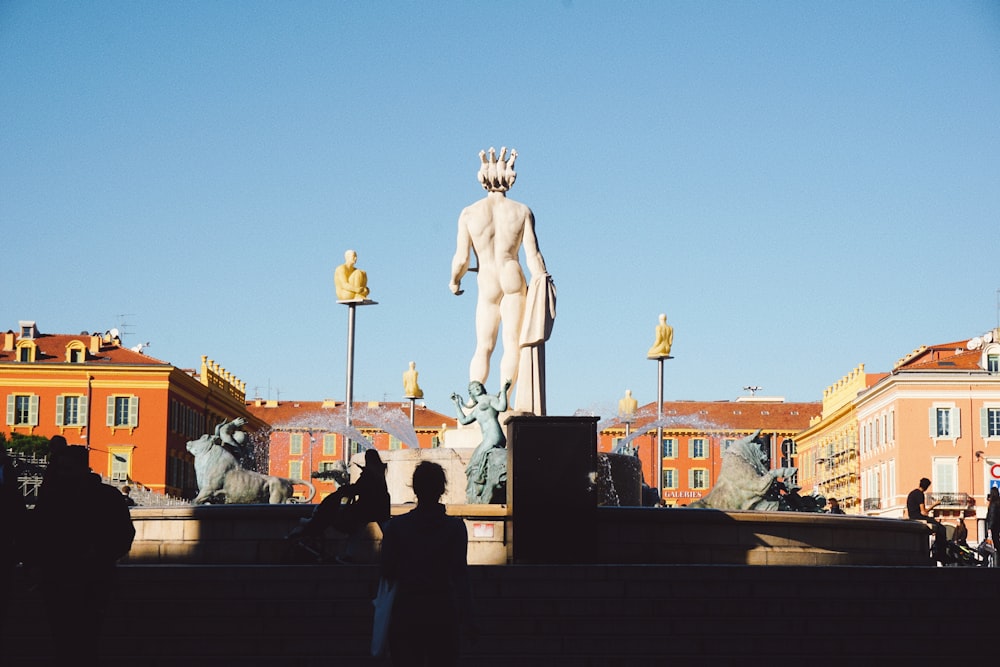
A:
933;457;958;493
929;405;960;439
689;438;707;459
690;468;709;489
662;468;677;489
319;461;338;473
389;436;401;450
56;395;87;427
6;394;39;426
721;438;736;454
107;395;138;428
109;448;131;482
323;434;337;456
289;460;303;480
351;441;364;456
290;433;303;455
988;354;999;373
661;438;677;458
982;408;1000;438
65;341;86;363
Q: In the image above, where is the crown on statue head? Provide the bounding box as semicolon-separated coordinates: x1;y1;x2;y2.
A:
477;146;517;192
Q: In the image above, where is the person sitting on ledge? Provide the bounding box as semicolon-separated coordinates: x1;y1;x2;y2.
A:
288;448;390;558
906;477;946;561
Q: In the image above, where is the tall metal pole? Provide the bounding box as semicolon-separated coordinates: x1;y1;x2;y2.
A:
341;298;377;469
344;303;357;469
656;357;664;502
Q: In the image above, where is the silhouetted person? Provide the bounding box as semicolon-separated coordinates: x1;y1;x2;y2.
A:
1;445;27;639
828;498;845;514
906;477;946;561
120;485;136;507
289;449;390;556
380;461;473;666
988;487;1000;565
26;436;135;664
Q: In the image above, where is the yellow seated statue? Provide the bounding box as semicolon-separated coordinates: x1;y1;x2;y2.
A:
647;313;674;358
618;389;638;419
334;249;370;301
403;361;424;399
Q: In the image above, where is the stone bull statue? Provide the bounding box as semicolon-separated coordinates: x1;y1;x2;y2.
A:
187;418;315;504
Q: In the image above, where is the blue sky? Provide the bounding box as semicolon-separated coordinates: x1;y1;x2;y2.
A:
2;1;998;419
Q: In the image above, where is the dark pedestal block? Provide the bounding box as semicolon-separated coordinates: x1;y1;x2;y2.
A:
507;415;598;563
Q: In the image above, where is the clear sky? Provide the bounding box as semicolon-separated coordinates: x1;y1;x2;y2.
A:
2;1;998;419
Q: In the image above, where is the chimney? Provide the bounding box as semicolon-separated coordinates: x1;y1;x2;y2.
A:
90;334;102;355
3;331;14;352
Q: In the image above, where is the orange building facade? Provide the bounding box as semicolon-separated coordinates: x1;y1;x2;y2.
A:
797;329;1000;542
246;399;456;503
598;398;821;506
1;320;263;499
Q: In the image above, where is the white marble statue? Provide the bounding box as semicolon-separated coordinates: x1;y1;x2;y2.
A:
449;147;555;415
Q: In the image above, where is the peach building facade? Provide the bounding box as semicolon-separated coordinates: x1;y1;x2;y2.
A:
798;329;1000;542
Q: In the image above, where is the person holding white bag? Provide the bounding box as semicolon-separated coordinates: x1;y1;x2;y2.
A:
377;462;474;665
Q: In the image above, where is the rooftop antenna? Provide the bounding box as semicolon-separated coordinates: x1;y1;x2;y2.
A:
116;313;136;343
743;385;762;397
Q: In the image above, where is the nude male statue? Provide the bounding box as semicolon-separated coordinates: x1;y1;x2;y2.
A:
450;148;554;413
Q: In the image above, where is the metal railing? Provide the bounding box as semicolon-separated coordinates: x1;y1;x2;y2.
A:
927;492;972;508
863;497;881;511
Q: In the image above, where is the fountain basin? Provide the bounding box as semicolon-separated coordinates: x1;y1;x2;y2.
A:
123;504;929;566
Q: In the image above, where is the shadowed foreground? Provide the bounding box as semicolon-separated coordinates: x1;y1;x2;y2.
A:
4;563;997;665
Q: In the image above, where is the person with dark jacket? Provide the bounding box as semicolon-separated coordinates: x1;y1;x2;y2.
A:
986;486;1000;565
380;461;473;666
26;437;135;663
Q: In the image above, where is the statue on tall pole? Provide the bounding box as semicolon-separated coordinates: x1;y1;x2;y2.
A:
449;147;556;415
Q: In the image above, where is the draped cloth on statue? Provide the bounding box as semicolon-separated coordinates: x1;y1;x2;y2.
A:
514;273;556;415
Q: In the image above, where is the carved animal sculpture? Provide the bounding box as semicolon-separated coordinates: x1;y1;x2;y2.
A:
187;433;316;504
688;429;797;511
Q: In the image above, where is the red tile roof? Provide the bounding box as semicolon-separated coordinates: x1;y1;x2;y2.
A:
895;339;983;371
0;332;170;366
609;400;820;433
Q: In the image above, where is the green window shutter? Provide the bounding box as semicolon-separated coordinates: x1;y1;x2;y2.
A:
6;395;15;426
129;396;139;427
983;408;991;439
107;396;115;427
953;407;961;438
79;396;88;426
55;395;65;426
928;408;936;437
28;395;39;426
